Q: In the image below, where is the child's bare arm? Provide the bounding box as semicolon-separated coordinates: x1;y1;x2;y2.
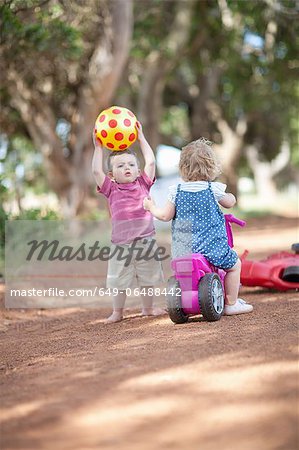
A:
143;197;175;222
219;193;236;208
136;121;155;180
92;134;106;188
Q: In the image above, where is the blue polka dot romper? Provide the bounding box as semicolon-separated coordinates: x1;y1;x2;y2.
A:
172;182;238;269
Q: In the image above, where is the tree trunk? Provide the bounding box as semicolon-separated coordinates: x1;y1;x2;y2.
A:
137;0;196;154
7;0;133;218
61;0;134;218
189;66;223;139
206;101;247;197
246;141;292;198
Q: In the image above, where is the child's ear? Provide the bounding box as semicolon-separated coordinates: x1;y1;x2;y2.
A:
107;171;114;180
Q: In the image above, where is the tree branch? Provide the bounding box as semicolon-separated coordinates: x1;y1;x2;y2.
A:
72;0;133;165
206;99;233;138
137;0;196;148
7;68;71;192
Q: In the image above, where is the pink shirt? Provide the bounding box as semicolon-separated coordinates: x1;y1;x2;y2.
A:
97;172;155;244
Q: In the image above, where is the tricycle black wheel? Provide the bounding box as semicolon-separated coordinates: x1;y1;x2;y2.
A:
198;273;224;322
166;277;188;324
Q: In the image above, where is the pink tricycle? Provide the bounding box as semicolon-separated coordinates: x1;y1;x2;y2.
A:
167;214;245;323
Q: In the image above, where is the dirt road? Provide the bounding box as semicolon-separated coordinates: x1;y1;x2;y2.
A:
1;216;298;450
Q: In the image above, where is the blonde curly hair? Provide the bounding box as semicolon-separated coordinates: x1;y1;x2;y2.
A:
179;138;221;182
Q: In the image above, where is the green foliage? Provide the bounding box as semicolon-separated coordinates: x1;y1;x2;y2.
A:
12;208;60;220
1;0;298;217
0;0;90;135
0;134;47;204
78;208;108;221
0;205;8;252
148;0;299;165
0;206;60;276
0;173;9;200
0;205;7;276
160;105;190;147
132;0;177;56
0;2;82;59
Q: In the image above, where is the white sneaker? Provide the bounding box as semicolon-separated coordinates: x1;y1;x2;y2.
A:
224;298;253;316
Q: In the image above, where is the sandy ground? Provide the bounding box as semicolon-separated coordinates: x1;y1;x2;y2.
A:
0;216;298;450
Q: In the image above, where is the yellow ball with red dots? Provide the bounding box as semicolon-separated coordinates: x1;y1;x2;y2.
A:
94;106;137;151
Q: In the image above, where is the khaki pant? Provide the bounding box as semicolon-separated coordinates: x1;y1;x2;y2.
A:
106;237;165;289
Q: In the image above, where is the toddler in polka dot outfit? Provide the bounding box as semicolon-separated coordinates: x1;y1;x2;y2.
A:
143;138;253;316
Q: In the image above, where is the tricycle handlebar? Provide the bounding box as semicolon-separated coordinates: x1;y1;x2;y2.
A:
224;214;246;248
224;214;246;227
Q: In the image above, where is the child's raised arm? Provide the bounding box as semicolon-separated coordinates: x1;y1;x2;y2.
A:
143;197;175;222
136;121;155;181
92;133;106;188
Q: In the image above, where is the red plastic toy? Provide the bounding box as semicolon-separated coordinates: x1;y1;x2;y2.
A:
240;244;299;291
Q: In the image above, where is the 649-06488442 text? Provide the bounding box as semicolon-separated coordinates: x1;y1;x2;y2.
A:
8;287;182;298
99;287;182;297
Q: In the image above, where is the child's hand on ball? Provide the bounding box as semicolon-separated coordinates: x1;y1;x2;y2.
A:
136;121;145;141
93;130;102;149
143;196;155;211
